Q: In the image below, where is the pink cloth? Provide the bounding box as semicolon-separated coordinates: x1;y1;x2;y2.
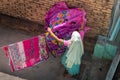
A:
79;26;91;40
3;35;48;72
79;31;84;40
23;37;40;67
64;40;70;47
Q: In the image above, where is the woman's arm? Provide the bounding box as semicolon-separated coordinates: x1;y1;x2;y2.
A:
47;27;64;43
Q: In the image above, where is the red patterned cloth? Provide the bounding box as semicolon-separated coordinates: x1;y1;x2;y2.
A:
3;35;48;72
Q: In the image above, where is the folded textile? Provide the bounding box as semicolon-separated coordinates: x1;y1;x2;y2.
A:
3;35;48;72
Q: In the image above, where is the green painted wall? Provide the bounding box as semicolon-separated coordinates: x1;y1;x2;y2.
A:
93;43;117;60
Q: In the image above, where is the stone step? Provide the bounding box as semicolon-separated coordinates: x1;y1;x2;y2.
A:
0;72;26;80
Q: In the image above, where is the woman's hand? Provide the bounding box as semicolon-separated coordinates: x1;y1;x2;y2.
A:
47;27;59;40
47;27;64;44
47;27;52;33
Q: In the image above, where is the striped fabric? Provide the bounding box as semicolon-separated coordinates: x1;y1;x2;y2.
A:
3;35;48;72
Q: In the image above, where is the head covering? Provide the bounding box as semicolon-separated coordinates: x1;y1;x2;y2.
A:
65;31;84;68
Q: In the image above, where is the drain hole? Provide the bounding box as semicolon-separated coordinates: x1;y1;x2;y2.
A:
99;68;102;71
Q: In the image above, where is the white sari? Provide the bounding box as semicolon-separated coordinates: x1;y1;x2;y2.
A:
65;31;84;68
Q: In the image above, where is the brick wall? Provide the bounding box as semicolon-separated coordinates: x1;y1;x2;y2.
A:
0;0;114;52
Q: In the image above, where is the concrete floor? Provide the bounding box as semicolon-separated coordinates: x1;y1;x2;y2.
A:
0;25;113;80
0;72;26;80
0;25;77;80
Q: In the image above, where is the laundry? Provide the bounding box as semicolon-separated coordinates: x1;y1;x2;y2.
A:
45;2;89;57
3;35;48;72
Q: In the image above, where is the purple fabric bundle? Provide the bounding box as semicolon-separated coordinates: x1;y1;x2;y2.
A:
45;2;88;57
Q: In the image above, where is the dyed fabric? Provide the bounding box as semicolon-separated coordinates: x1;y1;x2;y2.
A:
45;2;89;57
38;35;49;60
64;40;70;47
3;35;48;72
22;37;40;67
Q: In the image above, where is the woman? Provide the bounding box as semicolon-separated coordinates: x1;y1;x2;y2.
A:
47;27;84;78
